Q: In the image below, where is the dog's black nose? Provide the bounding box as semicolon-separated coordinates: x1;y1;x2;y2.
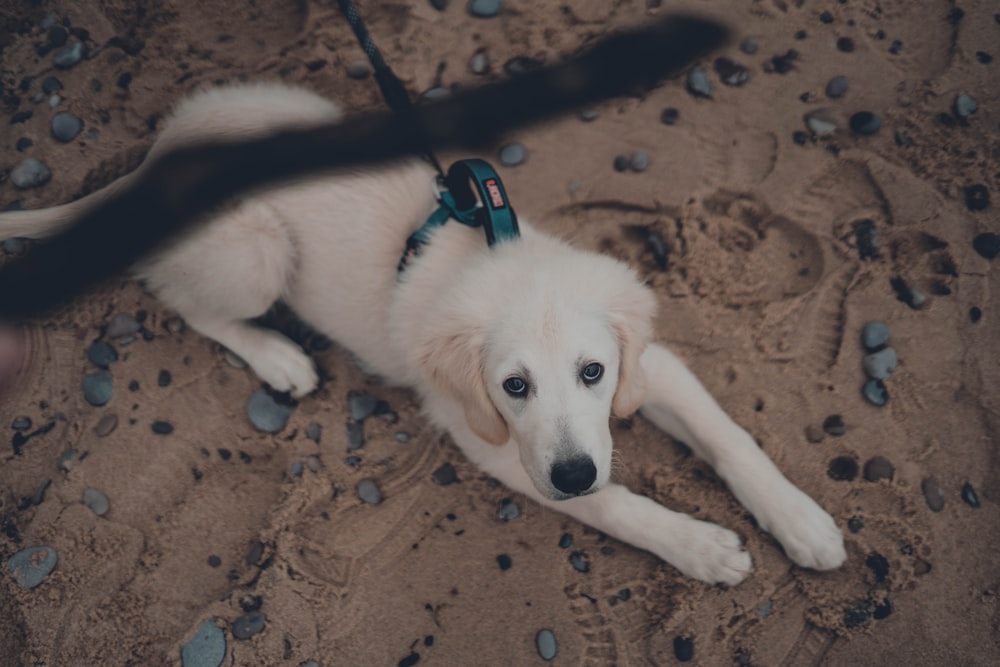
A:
550;458;597;495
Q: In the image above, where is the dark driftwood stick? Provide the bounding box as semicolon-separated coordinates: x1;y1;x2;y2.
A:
0;15;728;318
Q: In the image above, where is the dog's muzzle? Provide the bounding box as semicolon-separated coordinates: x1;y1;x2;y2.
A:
550;457;597;496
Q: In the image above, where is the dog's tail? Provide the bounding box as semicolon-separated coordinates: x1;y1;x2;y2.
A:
0;173;134;241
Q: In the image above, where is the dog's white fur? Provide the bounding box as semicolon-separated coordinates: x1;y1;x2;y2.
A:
0;84;846;584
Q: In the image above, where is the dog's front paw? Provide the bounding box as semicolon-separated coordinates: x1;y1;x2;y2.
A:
665;520;752;586
765;487;846;571
242;332;319;398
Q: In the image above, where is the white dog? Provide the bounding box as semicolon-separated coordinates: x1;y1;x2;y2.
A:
0;84;845;584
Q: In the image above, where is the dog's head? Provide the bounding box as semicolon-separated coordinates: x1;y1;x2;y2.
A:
415;241;656;500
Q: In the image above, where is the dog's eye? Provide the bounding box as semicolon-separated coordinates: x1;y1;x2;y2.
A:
503;377;528;397
581;362;604;385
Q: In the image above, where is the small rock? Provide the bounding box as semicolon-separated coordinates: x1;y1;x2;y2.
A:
349;392;378;421
304;422;322;443
836;37;855;53
848;517;865;533
972;232;1000;260
468;0;502;19
975;50;992;64
862;321;891;352
11;416;32;431
496;554;512;570
844;602;872;628
41;76;63;94
969;306;982;323
82;370;113;406
468;48;490;75
854;219;879;260
862;379;888;406
921;477;944;512
7;546;58;588
31;479;51;506
863;347;898;380
502;55;543;76
152;420;174;435
86;341;118;369
58;449;80;472
673;636;694;662
11;110;33;124
686;66;712;97
863;456;895;482
50;111;83;142
247;388;295;433
395;431;410;443
894;131;914;147
231;612;266;640
805;424;825;443
738;38;758;55
822;415;846;436
889;276;925;309
629;150;650;172
48;26;68;47
953;94;977;118
828;456;859;481
49;95;62;109
961;482;980;508
357;478;382;504
15;137;32;152
181;620;226;667
713;57;750;86
346;61;370;79
432;463;458;485
819;10;834;23
10;158;52;189
496;499;520;521
304;456;321;473
612;155;629;172
536;629;558;661
849;111;881;135
346;420;365;450
289;461;304;478
576;106;598;122
826;76;848;100
889;40;903;55
558;533;573;549
157;370;172;387
83;488;109;516
766;49;798;74
568;551;590;573
106;313;141;338
498;143;527;167
53;42;85;68
873;599;893;620
419;87;451;104
660;107;679;125
966;186;991;212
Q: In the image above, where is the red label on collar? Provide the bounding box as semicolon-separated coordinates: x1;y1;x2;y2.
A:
485;179;505;209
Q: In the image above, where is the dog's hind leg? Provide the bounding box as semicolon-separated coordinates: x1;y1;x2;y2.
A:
638;343;846;571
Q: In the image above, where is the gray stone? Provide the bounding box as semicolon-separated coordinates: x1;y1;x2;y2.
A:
94;413;118;436
686;66;712;97
41;76;63;94
395;431;410;443
349;393;378;421
53;42;85;69
862;321;890;351
231;612;266;640
576;106;598;122
346;420;365;450
82;370;113;406
954;94;977;118
805;108;838;135
420;87;451;103
921;477;944;512
305;456;321;473
7;546;58;588
11;416;31;430
58;449;80;472
863;347;898;380
863;456;895;482
49;95;61;109
826;76;849;99
106;313;141;338
536;629;558;661
181;620;226;667
346;61;371;79
10;158;52;189
569;551;590;573
432;462;458;485
357;478;382;504
289;461;304;478
739;38;759;55
496;499;520;521
498;143;527;167
629;150;650;172
247;388;294;433
83;488;109;516
87;341;118;369
304;422;322;443
849;111;881;135
469;49;490;74
862;379;888;407
469;0;502;18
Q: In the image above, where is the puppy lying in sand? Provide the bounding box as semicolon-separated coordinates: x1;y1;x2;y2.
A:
0;84;845;584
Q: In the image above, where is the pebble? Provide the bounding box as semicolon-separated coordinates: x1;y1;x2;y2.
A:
469;48;490;75
827;456;859;481
805;424;825;443
496;499;520;521
862;321;890;352
86;341;118;369
395;431;410;443
107;313;141;338
686;66;712;97
854;219;881;260
58;449;80;472
166;317;185;334
961;482;980;508
738;38;758;55
432;462;458;485
568;551;590;573
822;415;846;436
357;478;382;504
11;110;33;124
231;612;266;640
349;393;378;421
673;636;694;662
304;422;322;443
865;553;890;582
346;61;371;79
498;143;527;167
558;533;573;549
181;620;226;667
848;517;865;533
889;40;903;55
535;629;558;660
346;420;364;450
468;0;502;18
890;276;926;309
921;477;944;512
969;306;982;323
576;106;598;122
612;155;629;172
82;370;113;406
289;461;304;478
152;420;174;435
305;456;321;473
247;388;295;433
660;107;679;125
503;55;543;76
7;546;59;588
49;95;62;109
629;150;650;172
953;94;977;118
12;416;32;430
873;599;893;620
976;50;993;64
863;347;898;380
820;10;834;23
713;57;750;86
10;158;52;189
836;37;855;53
420;86;451;103
158;370;172;387
849;111;881;135
15;137;32;152
825;76;849;98
862;379;888;406
805;108;838;135
41;76;63;93
429;0;448;9
966;186;990;212
766;49;798;74
83;487;110;516
863;456;895;482
496;554;512;570
53;42;85;68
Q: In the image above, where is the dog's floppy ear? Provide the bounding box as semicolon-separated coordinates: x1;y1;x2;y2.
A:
608;279;657;418
415;330;510;445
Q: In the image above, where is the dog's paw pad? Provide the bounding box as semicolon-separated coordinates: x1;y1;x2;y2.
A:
674;523;752;586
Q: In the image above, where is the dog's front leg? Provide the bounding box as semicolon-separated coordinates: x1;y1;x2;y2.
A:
449;419;752;585
638;344;846;571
